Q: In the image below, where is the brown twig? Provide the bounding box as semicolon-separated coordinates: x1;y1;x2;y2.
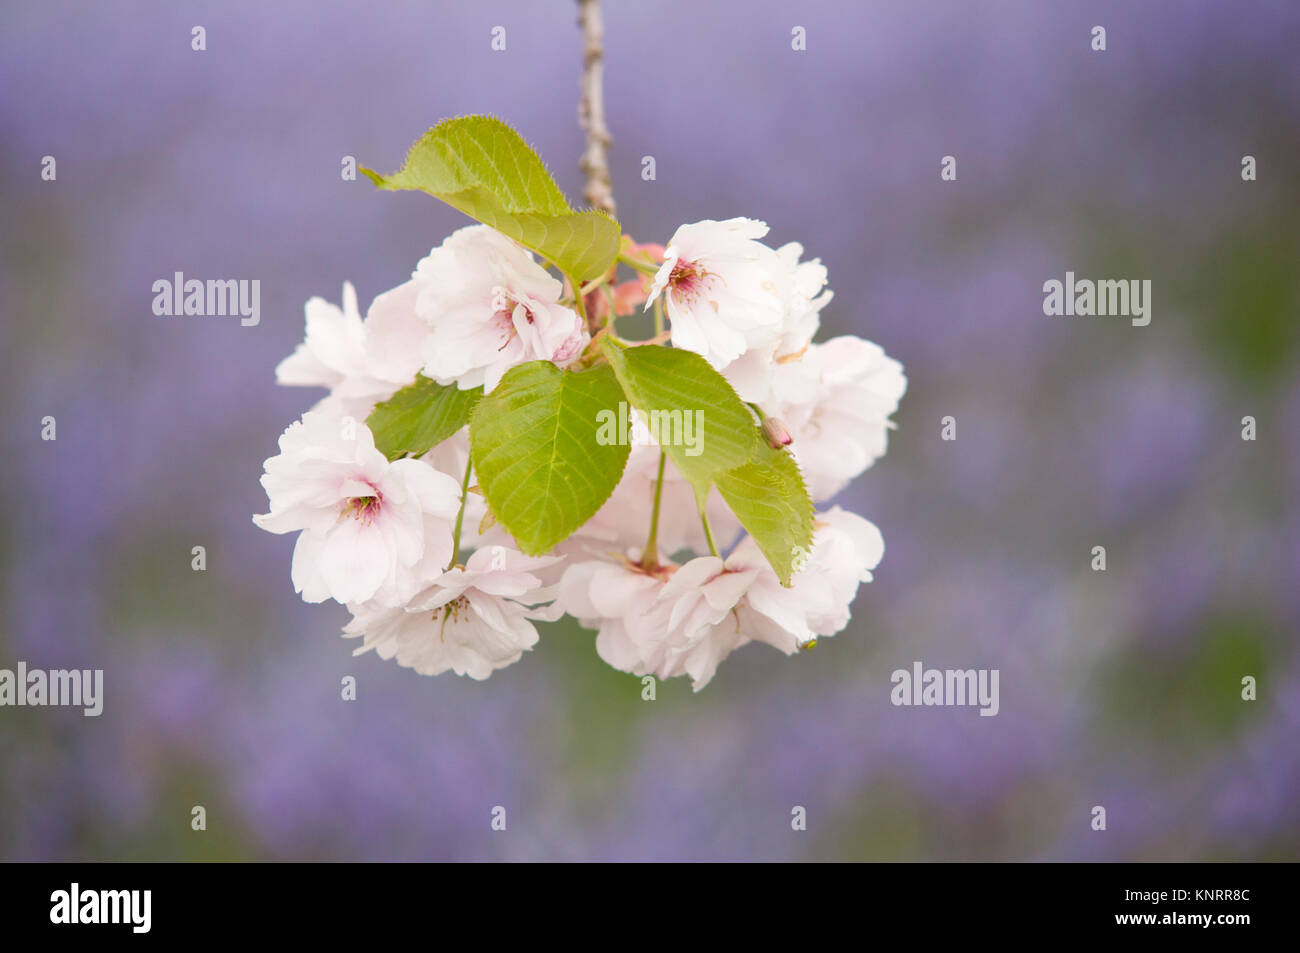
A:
577;0;616;218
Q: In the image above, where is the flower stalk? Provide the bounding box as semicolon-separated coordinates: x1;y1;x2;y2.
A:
639;449;668;571
447;454;474;572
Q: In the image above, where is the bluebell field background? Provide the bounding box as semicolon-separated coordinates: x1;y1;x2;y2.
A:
1;0;1297;861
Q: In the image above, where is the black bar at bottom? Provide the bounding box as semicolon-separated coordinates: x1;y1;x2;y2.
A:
2;861;1285;940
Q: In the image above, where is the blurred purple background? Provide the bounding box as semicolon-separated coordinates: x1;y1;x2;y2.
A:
1;0;1298;860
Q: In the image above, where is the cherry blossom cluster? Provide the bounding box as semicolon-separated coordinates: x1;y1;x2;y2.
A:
255;217;906;689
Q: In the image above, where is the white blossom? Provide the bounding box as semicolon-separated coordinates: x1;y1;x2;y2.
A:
252;410;463;605
343;548;562;679
260;203;906;687
772;336;907;502
721;241;833;404
275;280;429;418
413;225;588;392
727;506;885;654
646;218;786;368
559;555;758;690
274;282;367;391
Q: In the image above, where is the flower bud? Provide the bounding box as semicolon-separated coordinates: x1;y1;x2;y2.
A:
762;416;793;449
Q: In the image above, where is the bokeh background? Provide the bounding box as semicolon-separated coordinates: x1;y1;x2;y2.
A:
2;0;1298;861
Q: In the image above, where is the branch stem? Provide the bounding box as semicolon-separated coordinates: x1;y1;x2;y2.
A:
577;0;616;217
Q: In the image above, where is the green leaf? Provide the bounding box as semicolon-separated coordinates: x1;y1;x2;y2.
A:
715;446;815;587
362;115;621;282
470;361;630;554
366;376;482;461
599;338;759;491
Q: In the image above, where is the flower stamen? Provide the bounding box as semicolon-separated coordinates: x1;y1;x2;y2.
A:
668;259;720;305
341;494;382;524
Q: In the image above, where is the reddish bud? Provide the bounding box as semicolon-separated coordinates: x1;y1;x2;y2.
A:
762;417;793;448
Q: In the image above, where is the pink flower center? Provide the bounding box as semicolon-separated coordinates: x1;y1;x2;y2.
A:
492;296;534;351
668;259;719;305
492;305;515;344
341;494;382;524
